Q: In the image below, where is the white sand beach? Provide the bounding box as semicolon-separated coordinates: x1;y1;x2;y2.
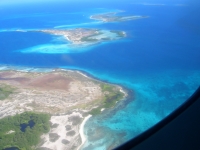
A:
77;115;92;150
39;113;92;150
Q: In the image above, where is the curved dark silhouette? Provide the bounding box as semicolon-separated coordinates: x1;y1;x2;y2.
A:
115;86;200;150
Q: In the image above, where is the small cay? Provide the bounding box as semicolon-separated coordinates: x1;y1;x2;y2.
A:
90;11;148;22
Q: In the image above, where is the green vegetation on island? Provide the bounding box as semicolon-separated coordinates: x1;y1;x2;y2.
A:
89;84;124;115
80;36;99;42
0;84;16;100
110;30;126;37
0;112;50;150
80;31;102;42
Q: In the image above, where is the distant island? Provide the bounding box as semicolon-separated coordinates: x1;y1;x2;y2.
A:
90;12;148;22
12;28;127;53
39;28;126;45
0;69;126;150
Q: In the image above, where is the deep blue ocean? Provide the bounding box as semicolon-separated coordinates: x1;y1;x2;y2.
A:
0;0;200;149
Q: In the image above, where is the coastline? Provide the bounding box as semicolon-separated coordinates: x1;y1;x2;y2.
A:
75;69;129;99
0;65;128;150
77;115;92;150
0;65;129;100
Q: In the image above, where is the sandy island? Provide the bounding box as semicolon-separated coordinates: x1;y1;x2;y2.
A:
90;12;148;23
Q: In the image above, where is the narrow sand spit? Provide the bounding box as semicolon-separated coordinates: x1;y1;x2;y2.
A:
40;113;92;150
40;113;83;150
77;115;92;150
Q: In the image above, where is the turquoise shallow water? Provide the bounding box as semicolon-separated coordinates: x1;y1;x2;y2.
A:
67;68;200;149
0;0;200;149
